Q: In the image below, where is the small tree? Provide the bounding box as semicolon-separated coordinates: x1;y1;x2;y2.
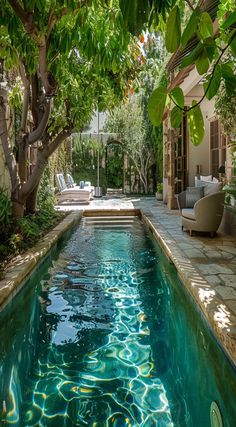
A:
137;34;167;184
104;95;155;193
0;0;140;218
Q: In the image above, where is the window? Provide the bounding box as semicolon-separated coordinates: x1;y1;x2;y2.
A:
210;120;226;177
175;114;187;193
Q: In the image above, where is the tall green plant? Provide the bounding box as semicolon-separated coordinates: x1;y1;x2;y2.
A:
72;135;106;187
215;82;236;140
104;95;154;193
134;34;166;183
37;164;56;210
0;188;12;228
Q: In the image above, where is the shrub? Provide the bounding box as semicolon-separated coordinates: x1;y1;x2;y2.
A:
37;165;56;210
156;183;163;193
0;189;12;228
0;182;65;277
9;233;23;252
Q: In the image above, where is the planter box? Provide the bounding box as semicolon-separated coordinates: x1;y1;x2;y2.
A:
155;192;163;201
219;205;236;236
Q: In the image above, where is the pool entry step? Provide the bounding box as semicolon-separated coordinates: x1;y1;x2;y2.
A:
82;215;137;229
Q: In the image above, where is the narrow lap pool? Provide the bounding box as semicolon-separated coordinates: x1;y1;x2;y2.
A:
0;216;236;426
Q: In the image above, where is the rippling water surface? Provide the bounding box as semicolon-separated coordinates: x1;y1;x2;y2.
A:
0;217;236;426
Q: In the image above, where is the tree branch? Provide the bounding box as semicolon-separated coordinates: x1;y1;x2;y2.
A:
7;0;38;40
19;60;29;132
47;10;57;41
31;73;39;126
22;128;71;196
8;1;57;96
38;35;57;95
47;128;72;157
47;7;69;41
27;100;51;144
185;0;194;11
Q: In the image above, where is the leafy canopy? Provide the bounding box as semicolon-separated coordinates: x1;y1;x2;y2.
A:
142;0;236;146
0;0;141;138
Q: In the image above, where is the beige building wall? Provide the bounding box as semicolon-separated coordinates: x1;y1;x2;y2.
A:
180;80;216;187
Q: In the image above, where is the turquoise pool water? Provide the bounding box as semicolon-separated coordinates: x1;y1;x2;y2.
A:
0;216;236;426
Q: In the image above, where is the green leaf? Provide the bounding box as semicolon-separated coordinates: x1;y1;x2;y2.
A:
222;10;236;30
181;42;203;68
199;12;213;39
195;50;209;75
181;8;200;47
230;34;236;57
171;87;184;108
203;64;221;100
221;63;234;78
165;6;181;53
119;0;149;34
224;75;236;96
171;106;183;128
221;63;236;95
148;86;167;127
187;101;205;146
203;37;216;62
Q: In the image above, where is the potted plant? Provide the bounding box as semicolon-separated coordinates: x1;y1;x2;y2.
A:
155;183;163;201
223;181;236;207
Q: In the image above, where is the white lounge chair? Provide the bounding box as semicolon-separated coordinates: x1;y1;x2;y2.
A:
66;174;77;188
66;174;94;196
55;173;91;203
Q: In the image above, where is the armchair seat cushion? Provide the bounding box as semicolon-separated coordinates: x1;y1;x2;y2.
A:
181;208;196;221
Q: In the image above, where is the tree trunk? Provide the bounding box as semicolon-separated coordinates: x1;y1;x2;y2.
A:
12;200;25;219
143;180;148;194
25;185;39;214
18;139;28;182
11;186;26;219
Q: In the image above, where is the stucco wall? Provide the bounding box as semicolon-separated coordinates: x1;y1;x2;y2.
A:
181;83;216;186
